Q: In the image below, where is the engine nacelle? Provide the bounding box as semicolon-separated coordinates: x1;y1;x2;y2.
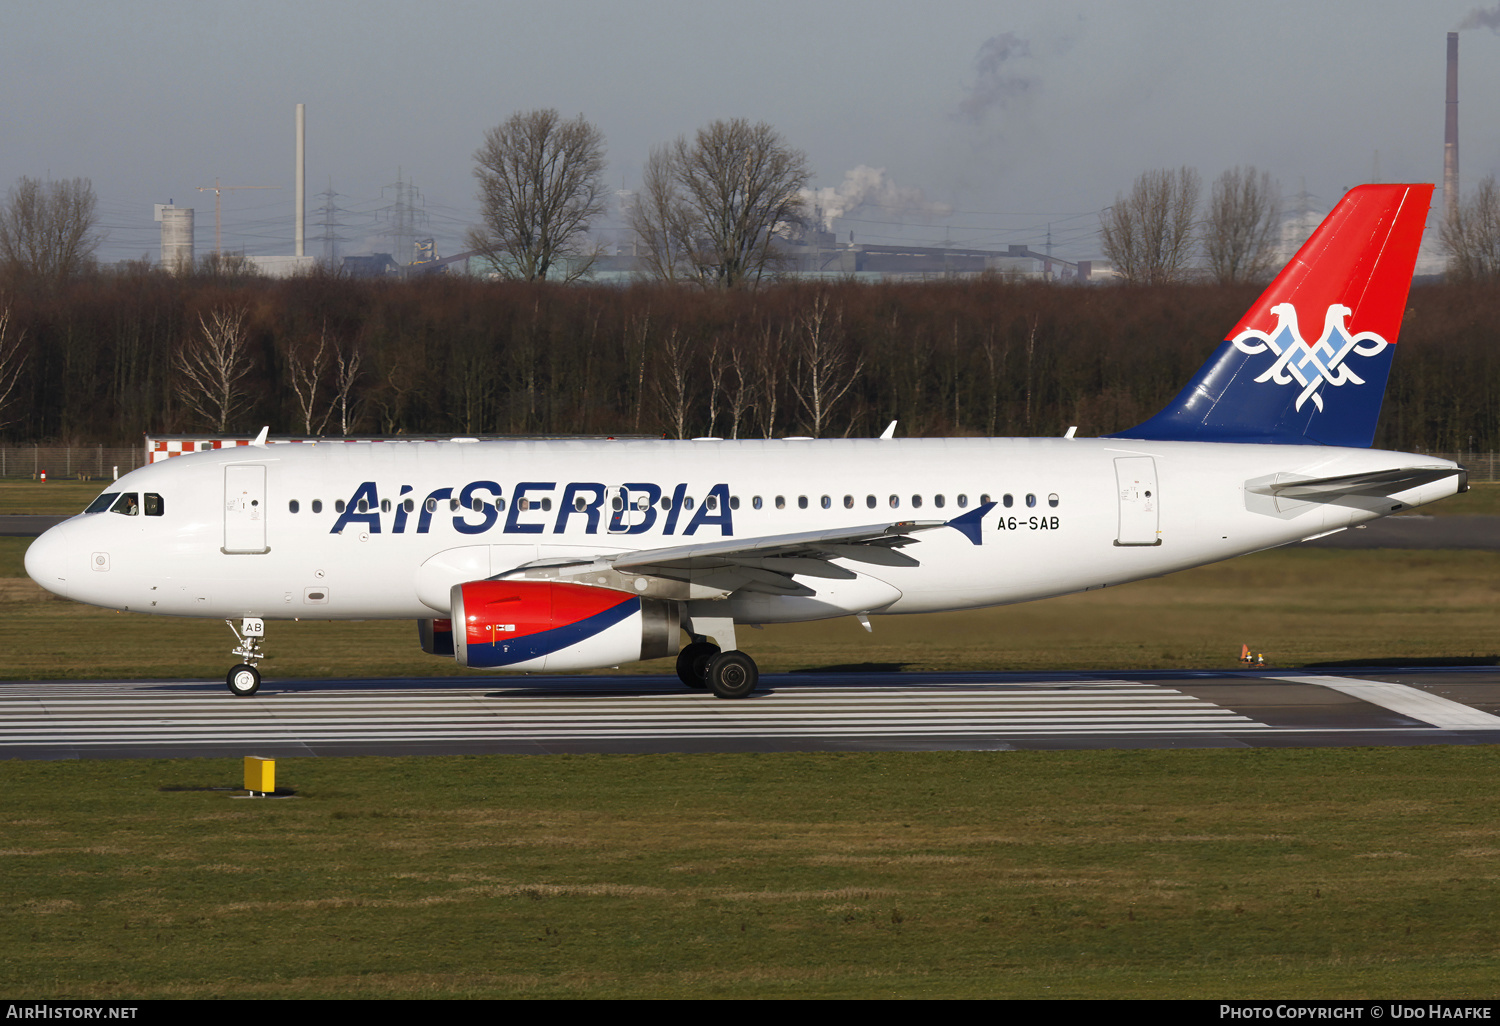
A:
450;580;679;672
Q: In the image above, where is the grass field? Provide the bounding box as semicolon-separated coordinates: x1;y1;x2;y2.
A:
3;536;1497;680
3;748;1499;998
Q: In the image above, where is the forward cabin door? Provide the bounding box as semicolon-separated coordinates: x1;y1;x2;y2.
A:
224;465;269;554
1113;456;1161;546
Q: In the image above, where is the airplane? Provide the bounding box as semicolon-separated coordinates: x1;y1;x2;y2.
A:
23;183;1465;700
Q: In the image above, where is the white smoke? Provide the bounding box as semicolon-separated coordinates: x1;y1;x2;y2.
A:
801;166;953;232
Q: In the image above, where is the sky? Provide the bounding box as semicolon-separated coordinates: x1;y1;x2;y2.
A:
5;0;1500;266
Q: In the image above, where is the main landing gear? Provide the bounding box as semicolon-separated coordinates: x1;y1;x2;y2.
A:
225;617;265;697
676;641;760;699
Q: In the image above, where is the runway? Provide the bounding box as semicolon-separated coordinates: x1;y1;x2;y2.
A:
4;667;1500;759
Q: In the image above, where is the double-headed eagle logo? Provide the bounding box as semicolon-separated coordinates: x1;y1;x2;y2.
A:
1231;303;1389;412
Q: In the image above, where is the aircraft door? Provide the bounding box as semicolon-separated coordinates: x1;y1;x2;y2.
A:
605;486;646;533
224;465;270;554
1113;456;1161;546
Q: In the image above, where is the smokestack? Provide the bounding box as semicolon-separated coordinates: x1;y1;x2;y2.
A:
295;103;306;257
1445;32;1458;222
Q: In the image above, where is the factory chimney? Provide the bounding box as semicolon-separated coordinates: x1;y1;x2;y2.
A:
295;103;306;258
1445;32;1459;223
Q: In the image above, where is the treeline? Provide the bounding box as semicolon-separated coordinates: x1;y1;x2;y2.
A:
0;269;1497;450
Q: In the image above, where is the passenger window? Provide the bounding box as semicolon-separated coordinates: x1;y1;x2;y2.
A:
1048;493;1059;508
820;495;830;509
110;493;140;516
889;495;900;508
1026;494;1037;508
144;493;165;517
1002;494;1013;508
866;495;876;509
911;495;923;509
729;496;740;510
289;500;300;514
540;498;551;512
797;496;808;509
426;498;437;513
934;495;945;509
357;499;369;513
980;493;991;505
706;495;718;511
335;500;346;513
449;498;459;511
844;495;854;509
85;492;119;514
403;498;415;513
958;494;968;508
381;499;392;514
496;498;507;512
753;496;763;510
684;497;695;510
312;499;323;514
775;496;786;509
660;496;672;510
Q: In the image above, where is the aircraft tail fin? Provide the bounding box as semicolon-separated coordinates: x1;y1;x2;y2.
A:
1112;183;1433;447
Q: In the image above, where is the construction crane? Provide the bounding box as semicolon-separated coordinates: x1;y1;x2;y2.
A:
196;178;278;256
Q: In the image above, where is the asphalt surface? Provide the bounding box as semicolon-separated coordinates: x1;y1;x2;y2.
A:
4;667;1500;759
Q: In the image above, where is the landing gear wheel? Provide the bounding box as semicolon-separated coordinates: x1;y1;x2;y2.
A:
676;642;719;689
706;650;759;699
227;664;261;697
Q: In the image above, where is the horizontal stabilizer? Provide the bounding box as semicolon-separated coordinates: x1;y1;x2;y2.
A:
1248;466;1464;501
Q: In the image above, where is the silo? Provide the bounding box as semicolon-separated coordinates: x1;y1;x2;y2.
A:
159;206;195;274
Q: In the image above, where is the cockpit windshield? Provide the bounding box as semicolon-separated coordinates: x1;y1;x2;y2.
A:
82;491;163;516
84;492;119;514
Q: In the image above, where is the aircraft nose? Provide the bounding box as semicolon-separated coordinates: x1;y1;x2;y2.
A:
24;526;72;600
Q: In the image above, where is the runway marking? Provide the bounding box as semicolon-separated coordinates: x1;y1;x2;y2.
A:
0;679;1271;747
1272;675;1500;729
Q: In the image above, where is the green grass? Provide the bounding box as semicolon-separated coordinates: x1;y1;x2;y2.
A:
2;748;1498;998
3;537;1497;680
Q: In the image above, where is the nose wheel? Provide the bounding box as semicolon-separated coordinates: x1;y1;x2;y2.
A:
227;664;261;697
224;618;266;697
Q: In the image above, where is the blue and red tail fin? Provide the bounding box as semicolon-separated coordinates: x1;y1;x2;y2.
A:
1111;183;1432;447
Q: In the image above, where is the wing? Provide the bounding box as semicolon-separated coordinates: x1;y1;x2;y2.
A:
495;504;994;599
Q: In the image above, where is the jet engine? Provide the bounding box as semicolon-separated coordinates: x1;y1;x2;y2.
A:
449;580;679;672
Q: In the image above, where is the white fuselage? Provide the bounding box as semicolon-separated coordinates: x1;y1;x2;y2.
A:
24;436;1462;627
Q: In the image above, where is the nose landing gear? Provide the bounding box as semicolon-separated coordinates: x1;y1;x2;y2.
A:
225;618;265;697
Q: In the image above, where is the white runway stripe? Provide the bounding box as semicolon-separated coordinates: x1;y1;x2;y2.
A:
1272;675;1500;729
0;678;1270;747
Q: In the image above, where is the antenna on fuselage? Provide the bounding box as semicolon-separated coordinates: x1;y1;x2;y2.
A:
251;426;269;447
879;421;897;440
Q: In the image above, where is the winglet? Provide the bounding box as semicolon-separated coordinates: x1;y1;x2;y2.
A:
251;426;270;447
945;502;994;546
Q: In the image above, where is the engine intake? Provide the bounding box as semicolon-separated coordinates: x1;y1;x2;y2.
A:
450;580;679;672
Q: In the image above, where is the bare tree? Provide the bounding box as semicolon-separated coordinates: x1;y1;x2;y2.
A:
635;119;811;289
330;341;363;436
1442;175;1500;280
285;329;334;435
653;328;696;438
0;306;28;431
174;307;255;432
0;177;102;280
1099;167;1201;284
629;145;695;282
791;293;864;436
1204;166;1280;284
467;109;607;282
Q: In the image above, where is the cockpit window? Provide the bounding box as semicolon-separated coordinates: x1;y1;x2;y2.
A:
109;493;140;516
84;492;119;514
144;493;164;517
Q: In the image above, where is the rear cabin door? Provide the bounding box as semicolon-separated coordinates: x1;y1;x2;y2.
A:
224;465;269;554
1113;456;1161;546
